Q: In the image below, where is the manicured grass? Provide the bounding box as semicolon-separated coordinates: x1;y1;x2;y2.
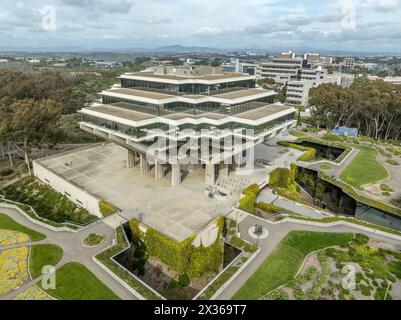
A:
29;244;63;279
3;177;98;225
0;213;46;241
232;231;354;300
340;146;388;188
40;262;120;300
83;233;104;247
380;184;394;192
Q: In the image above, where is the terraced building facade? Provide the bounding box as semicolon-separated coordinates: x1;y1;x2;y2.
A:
79;66;297;187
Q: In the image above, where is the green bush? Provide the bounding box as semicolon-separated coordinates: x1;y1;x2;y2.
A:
269;167;291;189
386;159;399;165
99;200;117;216
380;184;394;192
242;184;260;196
320;164;332;170
0;168;14;177
129;217;225;278
178;274;190;287
239;194;256;212
277;141;317;161
3;177;97;225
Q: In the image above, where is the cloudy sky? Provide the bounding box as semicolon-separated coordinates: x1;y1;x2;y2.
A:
0;0;400;52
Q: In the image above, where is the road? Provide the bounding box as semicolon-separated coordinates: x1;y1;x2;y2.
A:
0;205;136;300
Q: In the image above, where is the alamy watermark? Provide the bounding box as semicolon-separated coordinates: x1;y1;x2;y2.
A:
40;5;57;31
144;127;257;175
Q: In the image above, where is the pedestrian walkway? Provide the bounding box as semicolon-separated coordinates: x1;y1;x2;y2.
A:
0;205;136;300
257;188;328;219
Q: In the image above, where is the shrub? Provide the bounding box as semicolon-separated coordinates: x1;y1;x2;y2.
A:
0;168;14;177
3;177;97;225
99;200;117;216
386;159;399;165
354;233;369;245
380;184;394;192
382;192;391;197
269;168;291;189
320;164;332;170
239;194;256;213
178;274;190;287
271;289;289;300
242;184;260;196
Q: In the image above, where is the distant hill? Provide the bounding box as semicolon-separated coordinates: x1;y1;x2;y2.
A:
154;44;219;52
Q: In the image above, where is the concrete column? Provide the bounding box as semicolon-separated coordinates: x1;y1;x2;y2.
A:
127;150;137;168
171;163;181;186
139;153;150;174
155;160;165;181
219;163;229;178
205;164;217;186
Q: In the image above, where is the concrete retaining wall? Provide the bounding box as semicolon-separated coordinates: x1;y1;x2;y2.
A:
33;161;102;218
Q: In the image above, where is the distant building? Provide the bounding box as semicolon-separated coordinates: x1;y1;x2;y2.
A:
384;76;401;85
259;57;303;83
0;59;9;63
93;61;123;68
342;58;355;70
285;67;343;106
27;59;40;64
286;81;313;106
221;58;259;76
280;51;296;59
319;56;333;65
304;53;320;65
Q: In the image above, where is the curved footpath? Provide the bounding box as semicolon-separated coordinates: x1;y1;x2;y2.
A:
215;213;401;300
0;206;136;300
2;204;401;301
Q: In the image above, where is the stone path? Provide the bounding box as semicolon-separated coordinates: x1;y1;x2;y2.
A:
257;188;328;219
0;206;136;300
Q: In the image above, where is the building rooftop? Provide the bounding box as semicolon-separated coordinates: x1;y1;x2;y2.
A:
121;71;255;83
235;104;293;121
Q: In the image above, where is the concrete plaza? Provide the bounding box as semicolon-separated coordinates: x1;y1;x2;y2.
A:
35;135;302;242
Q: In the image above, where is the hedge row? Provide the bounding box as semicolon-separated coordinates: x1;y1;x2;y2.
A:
239;184;260;212
277;141;317;161
99;200;117;217
242;184;260;196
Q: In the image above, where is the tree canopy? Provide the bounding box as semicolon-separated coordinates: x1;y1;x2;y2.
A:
309;77;401;141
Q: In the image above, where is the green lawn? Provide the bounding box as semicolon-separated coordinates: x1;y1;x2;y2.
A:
40;262;120;300
0;213;46;241
340;146;388;188
29;244;63;279
232;231;354;300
